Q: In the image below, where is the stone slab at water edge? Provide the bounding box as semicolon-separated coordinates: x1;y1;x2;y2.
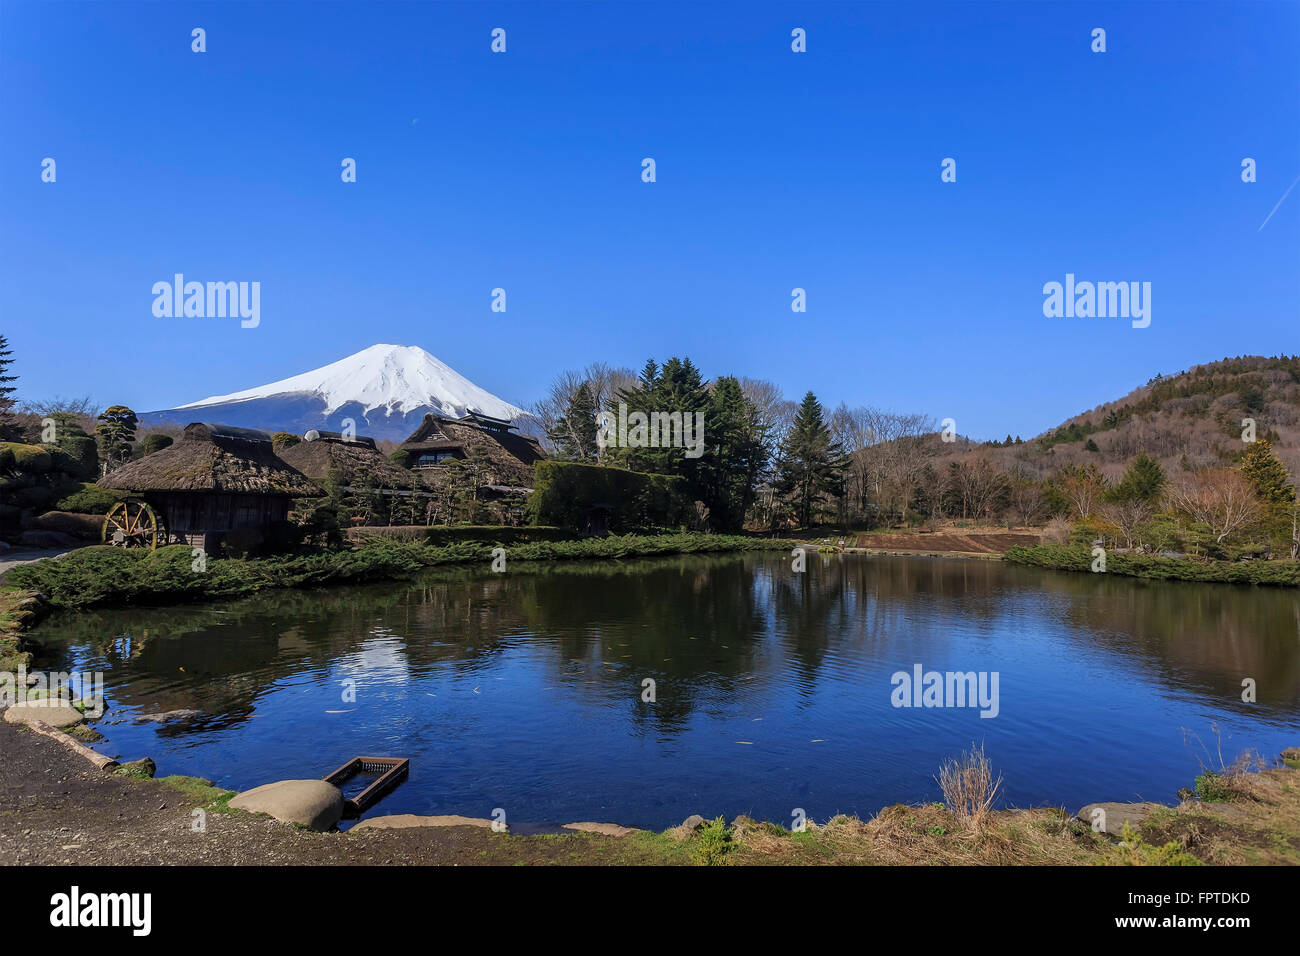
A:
228;779;344;831
3;701;85;728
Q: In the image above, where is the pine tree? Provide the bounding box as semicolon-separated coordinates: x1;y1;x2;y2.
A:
549;381;598;461
698;376;769;531
1240;438;1295;503
0;334;19;441
1110;453;1165;503
95;405;139;474
774;391;845;528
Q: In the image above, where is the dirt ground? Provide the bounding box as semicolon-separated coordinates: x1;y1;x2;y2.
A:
5;718;1298;866
0;721;678;865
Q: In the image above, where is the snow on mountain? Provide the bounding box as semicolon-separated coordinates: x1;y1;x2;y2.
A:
140;345;530;441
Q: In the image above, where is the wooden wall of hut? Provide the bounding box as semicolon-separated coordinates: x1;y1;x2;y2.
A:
157;492;291;553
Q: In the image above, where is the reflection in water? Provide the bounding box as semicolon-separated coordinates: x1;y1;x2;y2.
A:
32;554;1300;828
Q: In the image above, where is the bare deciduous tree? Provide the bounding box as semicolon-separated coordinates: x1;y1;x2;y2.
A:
1167;468;1262;545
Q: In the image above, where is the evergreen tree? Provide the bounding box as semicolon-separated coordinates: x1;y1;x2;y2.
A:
1110;453;1165;504
697;376;769;531
549;381;598;461
611;356;710;476
773;391;845;528
0;334;19;441
1240;438;1295;503
95;405;138;474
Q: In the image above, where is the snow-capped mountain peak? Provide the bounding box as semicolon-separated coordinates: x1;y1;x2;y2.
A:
177;344;525;420
140;344;528;441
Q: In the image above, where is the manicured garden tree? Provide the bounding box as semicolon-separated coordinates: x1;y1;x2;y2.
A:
94;405;138;475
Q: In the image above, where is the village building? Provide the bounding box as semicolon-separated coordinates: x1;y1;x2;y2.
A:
399;411;545;496
98;423;322;553
278;430;420;491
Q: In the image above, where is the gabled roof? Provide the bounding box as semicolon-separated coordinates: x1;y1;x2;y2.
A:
399;413;544;487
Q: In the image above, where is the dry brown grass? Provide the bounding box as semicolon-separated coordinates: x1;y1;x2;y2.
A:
937;742;1003;830
726;803;1104;866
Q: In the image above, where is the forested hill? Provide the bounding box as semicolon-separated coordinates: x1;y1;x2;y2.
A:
956;356;1300;480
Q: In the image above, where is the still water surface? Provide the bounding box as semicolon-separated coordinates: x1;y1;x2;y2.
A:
32;554;1300;829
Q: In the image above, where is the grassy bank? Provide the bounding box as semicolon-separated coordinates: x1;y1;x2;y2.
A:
1004;544;1300;587
5;533;797;612
0;589;45;670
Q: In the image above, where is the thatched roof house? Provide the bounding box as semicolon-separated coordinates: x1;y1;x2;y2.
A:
100;423;322;553
400;412;544;491
279;431;420;491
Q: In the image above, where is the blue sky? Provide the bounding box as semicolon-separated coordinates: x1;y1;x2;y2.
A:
2;1;1297;440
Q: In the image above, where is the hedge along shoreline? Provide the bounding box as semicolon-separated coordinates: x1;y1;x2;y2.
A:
7;533;799;612
1003;544;1300;587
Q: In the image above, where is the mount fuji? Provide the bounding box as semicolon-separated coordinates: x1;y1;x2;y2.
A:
139;344;531;441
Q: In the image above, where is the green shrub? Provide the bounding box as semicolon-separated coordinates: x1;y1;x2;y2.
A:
1;443;51;474
1103;823;1202;866
9;532;796;610
52;483;129;515
58;435;99;480
692;817;735;866
1004;544;1300;587
1193;770;1236;802
529;460;692;532
347;525;573;547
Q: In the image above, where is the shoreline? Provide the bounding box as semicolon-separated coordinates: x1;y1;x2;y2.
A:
3;714;1297;866
1005;543;1300;587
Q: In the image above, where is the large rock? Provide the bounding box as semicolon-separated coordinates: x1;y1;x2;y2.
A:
666;813;708;841
3;701;86;728
1076;802;1164;838
350;814;498;832
228;780;344;831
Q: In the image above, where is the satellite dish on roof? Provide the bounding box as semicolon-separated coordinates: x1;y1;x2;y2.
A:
304;430;321;442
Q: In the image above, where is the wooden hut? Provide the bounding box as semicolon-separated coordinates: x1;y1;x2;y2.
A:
98;423;322;554
399;412;545;493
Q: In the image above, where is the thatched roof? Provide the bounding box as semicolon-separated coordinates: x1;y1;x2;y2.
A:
100;423;323;497
400;413;544;487
279;434;420;490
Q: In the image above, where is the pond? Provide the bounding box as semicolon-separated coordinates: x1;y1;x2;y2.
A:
28;553;1300;830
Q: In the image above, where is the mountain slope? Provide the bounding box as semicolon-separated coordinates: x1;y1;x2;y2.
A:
950;355;1300;479
139;344;528;441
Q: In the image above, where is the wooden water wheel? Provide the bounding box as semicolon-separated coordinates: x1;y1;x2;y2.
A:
102;499;164;550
